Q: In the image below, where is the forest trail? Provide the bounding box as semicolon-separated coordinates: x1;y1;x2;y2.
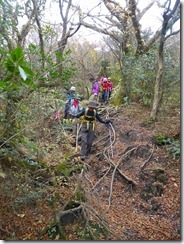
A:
0;102;180;240
42;102;180;240
70;102;180;240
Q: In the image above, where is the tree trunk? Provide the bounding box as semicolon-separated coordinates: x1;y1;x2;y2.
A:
57;39;67;76
5;93;19;138
150;0;180;120
150;50;163;120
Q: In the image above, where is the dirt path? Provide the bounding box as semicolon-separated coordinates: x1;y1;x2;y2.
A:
0;103;180;240
74;103;180;240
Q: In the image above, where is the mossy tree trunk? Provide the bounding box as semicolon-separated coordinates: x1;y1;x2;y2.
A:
150;0;180;120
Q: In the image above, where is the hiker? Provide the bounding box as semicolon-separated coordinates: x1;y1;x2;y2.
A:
66;94;82;135
67;94;81;119
90;78;100;102
99;74;107;84
101;78;109;102
107;77;113;99
75;101;111;160
64;86;76;119
67;86;76;97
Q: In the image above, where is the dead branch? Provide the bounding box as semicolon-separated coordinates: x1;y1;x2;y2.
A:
100;122;138;210
81;202;123;240
93;134;109;146
107;146;138;210
103;154;138;209
91;164;112;191
104;146;138;186
56;169;84;221
140;145;155;170
57;205;84;226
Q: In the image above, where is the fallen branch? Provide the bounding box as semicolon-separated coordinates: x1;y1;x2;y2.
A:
57;205;84;226
91;164;112;191
81;202;123;240
140;145;155;170
106;146;138;210
104;147;138;186
93;134;109;146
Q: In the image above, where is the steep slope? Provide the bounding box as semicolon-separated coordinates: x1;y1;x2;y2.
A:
0;102;180;240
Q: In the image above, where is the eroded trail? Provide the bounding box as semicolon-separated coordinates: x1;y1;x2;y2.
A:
71;103;180;240
0;103;180;240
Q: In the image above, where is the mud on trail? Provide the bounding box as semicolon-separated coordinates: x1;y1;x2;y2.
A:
0;103;180;240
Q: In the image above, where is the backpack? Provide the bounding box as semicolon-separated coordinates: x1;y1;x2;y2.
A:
81;108;97;130
65;98;73;113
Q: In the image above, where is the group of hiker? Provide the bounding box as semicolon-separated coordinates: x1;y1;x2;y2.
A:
55;75;113;160
89;75;113;103
63;75;114;120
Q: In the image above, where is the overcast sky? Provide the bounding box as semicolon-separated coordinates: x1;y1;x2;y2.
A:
78;0;180;43
71;0;166;43
19;0;180;44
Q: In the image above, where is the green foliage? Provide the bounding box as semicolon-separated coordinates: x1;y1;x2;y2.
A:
74;221;108;240
162;45;180;90
27;44;76;85
123;96;129;106
166;140;180;159
154;135;180;159
58;50;77;82
99;60;109;76
0;0;24;37
46;223;66;240
109;83;125;106
56;160;83;176
141;119;155;127
42;25;57;41
1;47;36;91
124;51;156;105
75;190;86;202
106;49;156;106
14;191;43;210
154;135;172;146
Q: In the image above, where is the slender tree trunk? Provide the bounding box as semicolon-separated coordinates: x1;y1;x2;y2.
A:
5;93;19;137
150;0;180;120
150;49;163;120
56;39;67;76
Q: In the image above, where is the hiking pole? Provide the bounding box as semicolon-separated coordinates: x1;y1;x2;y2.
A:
108;123;114;158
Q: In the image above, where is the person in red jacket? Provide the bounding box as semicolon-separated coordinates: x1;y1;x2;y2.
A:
107;77;113;99
101;78;109;102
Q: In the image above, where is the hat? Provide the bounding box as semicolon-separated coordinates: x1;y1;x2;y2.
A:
88;101;98;108
103;78;107;82
108;77;111;80
70;86;76;91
